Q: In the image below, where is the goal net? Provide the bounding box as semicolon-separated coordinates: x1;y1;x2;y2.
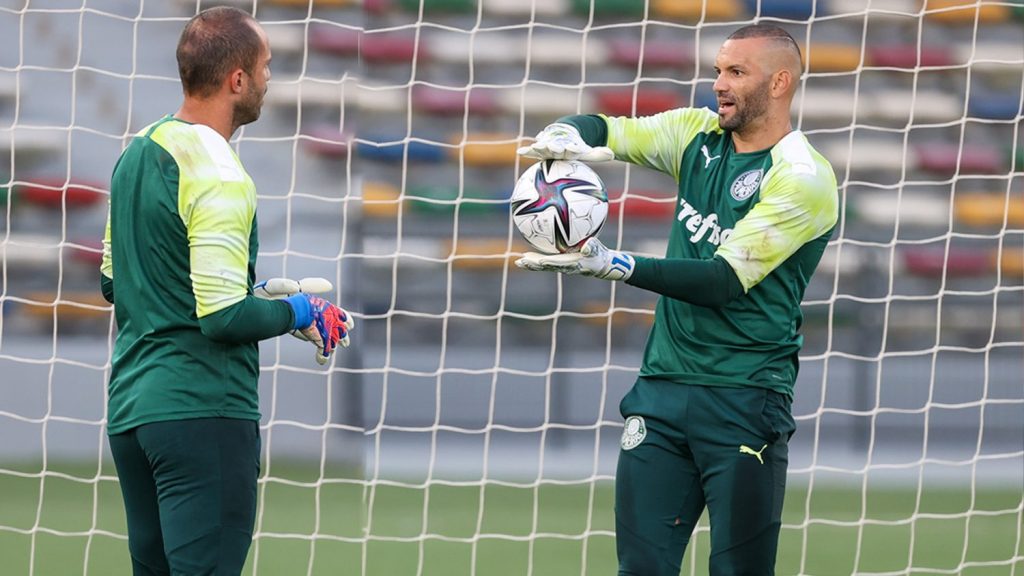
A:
0;0;1021;574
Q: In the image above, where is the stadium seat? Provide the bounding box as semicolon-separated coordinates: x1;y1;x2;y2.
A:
454;133;521;166
405;184;503;215
570;0;645;18
20;291;111;323
742;0;815;20
850;192;950;228
16;179;104;209
396;0;477;13
0;233;61;267
580;301;654;328
264;78;347;108
953;193;1024;227
999;248;1024;278
356;137;447;163
955;42;1023;73
968;91;1022;120
821;140;909;172
495;86;580;117
482;0;569;17
266;0;358;6
0;129;65;156
362;33;421;63
262;25;305;56
360;181;401;218
866;45;954;69
915;143;1005;175
69;239;103;266
412;85;500;116
651;0;743;22
448;238;513;269
868;89;962;123
608;39;694;69
302;127;351;158
431;34;608;67
593;88;682;117
924;0;1012;24
606;191;676;220
308;25;360;57
803;43;862;73
903;247;993;277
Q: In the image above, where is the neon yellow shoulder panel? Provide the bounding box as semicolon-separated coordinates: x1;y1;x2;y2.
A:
149;121;256;318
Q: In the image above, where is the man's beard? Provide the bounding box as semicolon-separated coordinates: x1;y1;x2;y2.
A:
232;84;264;129
719;79;771;134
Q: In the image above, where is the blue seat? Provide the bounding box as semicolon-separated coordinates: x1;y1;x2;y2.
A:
968;92;1022;120
356;138;447;163
742;0;816;19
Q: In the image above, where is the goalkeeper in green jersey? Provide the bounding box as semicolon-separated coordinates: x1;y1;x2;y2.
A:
517;24;838;575
99;7;353;574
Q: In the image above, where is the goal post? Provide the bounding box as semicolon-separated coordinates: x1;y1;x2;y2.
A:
0;1;1021;575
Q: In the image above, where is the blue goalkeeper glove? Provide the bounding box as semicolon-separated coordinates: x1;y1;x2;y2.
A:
255;277;355;365
517;123;614;162
515;237;635;281
285;294;354;364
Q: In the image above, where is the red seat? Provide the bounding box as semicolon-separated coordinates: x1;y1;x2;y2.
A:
867;45;954;68
362;33;421;63
903;247;993;277
308;25;360;56
916;144;1005;175
594;89;683;116
302;127;351;158
607;39;694;69
17;179;105;208
412;86;499;116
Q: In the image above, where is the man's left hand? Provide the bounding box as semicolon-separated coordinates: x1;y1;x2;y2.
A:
515;238;635;281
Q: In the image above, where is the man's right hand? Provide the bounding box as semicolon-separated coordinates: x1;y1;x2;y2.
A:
517;123;614;162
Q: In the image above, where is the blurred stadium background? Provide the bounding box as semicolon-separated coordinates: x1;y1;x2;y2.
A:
0;0;1021;574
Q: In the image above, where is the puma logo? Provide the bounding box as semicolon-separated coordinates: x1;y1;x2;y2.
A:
739;444;767;465
701;145;721;168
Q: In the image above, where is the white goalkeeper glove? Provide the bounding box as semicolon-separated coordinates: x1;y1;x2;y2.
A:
515;238;635;281
517;123;614;162
254;277;354;365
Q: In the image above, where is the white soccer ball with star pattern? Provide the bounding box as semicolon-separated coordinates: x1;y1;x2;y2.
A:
510;160;608;255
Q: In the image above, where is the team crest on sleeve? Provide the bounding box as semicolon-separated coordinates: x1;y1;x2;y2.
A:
620;416;647;450
730;169;763;201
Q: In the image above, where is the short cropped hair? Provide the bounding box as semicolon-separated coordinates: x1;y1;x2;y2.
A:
176;7;261;97
727;24;802;67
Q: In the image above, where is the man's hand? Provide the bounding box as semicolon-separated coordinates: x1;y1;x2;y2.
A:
515;238;635;281
517;123;614;162
256;277;355;365
298;295;354;364
254;277;333;299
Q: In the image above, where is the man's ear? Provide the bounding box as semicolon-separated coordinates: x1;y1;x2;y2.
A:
229;69;245;95
771;69;793;98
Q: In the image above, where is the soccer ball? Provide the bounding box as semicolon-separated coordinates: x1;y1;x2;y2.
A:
510;159;608;254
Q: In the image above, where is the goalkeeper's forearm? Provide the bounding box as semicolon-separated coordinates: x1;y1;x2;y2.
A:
626;256;745;308
198;296;295;344
555;114;609;148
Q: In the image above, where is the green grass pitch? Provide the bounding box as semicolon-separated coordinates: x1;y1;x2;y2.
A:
1;462;1020;575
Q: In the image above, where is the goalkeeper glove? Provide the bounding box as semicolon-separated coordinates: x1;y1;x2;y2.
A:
285;294;354;364
517;123;614;162
515;238;635;281
255;277;355;365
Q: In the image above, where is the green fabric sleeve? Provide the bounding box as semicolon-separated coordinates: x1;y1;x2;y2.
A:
626;255;744;308
557;114;608;147
100;274;114;304
197;296;295;344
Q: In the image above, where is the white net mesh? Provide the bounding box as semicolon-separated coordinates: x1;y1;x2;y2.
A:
0;0;1021;575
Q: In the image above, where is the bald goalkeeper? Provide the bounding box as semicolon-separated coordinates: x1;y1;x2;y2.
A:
516;24;838;575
